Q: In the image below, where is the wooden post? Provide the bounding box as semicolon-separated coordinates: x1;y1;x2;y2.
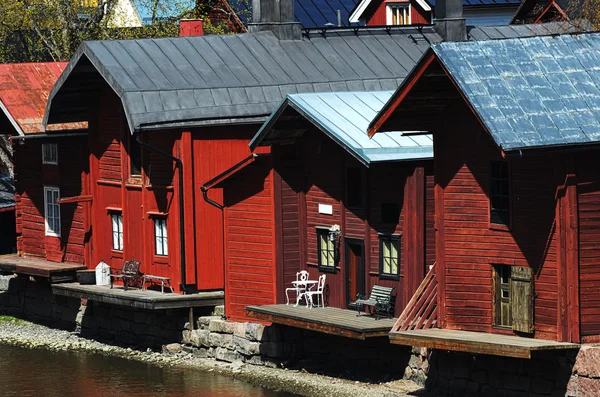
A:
181;131;196;285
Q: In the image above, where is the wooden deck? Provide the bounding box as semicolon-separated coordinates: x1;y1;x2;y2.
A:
390;328;580;359
52;283;224;310
0;255;86;283
246;304;397;339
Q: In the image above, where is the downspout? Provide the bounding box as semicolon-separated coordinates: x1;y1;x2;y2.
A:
136;135;189;294
201;185;226;319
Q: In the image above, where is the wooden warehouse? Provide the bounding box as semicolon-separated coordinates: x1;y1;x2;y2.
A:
369;33;600;355
43;0;448;319
249;91;434;316
0;62;88;263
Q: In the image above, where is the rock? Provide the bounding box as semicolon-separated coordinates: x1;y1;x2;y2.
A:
233;322;248;338
245;355;279;368
574;346;600;378
404;367;414;380
193;348;209;358
197;316;219;329
212;305;225;317
566;375;578;397
162;343;182;354
245;322;265;342
214;347;243;363
208;332;232;348
181;345;196;354
190;330;210;347
577;377;600;397
208;319;235;334
182;330;192;345
233;335;260;355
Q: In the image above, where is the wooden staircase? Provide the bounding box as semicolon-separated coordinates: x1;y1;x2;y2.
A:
392;263;438;332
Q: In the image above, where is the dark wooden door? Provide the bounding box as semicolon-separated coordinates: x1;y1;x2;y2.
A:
345;239;365;307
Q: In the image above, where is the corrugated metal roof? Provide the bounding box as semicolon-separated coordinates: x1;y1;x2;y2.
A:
0;173;14;210
0;63;87;135
432;33;600;151
467;21;587;40
251;91;432;165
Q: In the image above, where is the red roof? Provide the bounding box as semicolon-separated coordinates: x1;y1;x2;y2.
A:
0;62;87;135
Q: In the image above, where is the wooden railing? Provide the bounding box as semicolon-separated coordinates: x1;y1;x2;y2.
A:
392;263;438;332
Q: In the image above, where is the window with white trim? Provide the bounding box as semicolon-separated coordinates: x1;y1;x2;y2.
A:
111;212;123;251
154;218;168;256
387;3;411;25
44;186;61;236
42;143;58;165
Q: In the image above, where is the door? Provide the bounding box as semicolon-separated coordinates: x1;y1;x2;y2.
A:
345;238;365;307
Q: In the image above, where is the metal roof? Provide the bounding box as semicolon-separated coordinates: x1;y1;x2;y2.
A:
0;63;87;135
251;91;432;166
44;28;441;132
0;173;14;210
467;20;588;40
232;0;363;28
430;33;600;152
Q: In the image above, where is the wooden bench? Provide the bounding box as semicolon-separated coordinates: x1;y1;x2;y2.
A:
355;285;395;320
142;275;174;294
109;260;142;291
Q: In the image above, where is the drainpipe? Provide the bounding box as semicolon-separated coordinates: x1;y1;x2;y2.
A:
136;134;189;294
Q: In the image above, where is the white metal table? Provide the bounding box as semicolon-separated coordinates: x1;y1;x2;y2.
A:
291;280;318;307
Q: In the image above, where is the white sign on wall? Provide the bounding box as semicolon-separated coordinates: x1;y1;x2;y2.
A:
318;204;333;215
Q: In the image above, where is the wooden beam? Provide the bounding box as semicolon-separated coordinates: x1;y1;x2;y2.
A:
57;195;93;204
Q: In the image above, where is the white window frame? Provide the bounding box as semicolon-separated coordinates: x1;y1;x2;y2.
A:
387;3;411;26
111;212;123;251
154;218;168;256
42;143;58;165
44;186;61;237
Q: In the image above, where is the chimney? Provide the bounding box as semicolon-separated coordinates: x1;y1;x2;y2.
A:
180;19;204;37
248;0;302;40
434;0;466;42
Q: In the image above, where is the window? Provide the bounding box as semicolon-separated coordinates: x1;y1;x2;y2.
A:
493;265;534;332
495;265;512;327
130;134;142;177
387;3;411;26
381;202;400;224
380;235;400;279
111;213;123;251
154;218;168;256
42;143;58;165
490;161;510;226
346;168;362;209
317;229;335;271
44;186;60;236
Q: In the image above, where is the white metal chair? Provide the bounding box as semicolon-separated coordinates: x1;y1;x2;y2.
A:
306;274;326;308
285;270;310;305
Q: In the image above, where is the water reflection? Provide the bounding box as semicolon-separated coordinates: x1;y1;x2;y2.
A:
0;344;294;397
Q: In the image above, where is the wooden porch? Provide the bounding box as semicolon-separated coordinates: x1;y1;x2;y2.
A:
0;254;86;283
52;283;224;310
246;304;397;340
390;328;579;359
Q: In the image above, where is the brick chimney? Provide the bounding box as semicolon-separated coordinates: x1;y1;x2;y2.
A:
435;0;466;42
248;0;302;40
180;19;204;37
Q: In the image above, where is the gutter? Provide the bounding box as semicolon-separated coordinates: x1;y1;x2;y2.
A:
136;134;189;295
11;131;87;140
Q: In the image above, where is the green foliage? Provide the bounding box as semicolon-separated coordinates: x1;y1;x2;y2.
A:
0;0;252;63
0;316;24;325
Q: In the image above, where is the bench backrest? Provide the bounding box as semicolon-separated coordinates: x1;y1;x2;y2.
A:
368;285;395;302
121;260;141;275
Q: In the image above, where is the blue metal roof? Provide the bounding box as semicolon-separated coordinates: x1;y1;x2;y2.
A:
230;0;363;28
431;33;600;152
251;91;432;165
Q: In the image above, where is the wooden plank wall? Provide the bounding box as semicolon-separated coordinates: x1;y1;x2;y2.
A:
364;0;430;25
14;138;87;264
436;101;559;340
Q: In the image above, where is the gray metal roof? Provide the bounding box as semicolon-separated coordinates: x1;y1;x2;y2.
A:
44;28;440;133
251;91;432;166
467;21;590;40
431;33;600;151
44;23;589;133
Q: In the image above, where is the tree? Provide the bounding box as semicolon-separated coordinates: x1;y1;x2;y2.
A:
0;0;250;63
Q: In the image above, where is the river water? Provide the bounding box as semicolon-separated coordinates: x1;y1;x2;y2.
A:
0;344;296;397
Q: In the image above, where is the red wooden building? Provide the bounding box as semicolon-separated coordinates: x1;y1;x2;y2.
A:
43;3;440;319
249;91;434;316
0;62;88;263
369;33;600;355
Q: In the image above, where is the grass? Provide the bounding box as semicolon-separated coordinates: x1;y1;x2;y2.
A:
0;315;24;325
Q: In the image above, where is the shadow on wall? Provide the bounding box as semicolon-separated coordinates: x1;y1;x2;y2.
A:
421;350;577;397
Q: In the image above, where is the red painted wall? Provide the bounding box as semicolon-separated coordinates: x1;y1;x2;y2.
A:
364;0;431;25
435;101;560;341
271;128;434;316
14;137;88;264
